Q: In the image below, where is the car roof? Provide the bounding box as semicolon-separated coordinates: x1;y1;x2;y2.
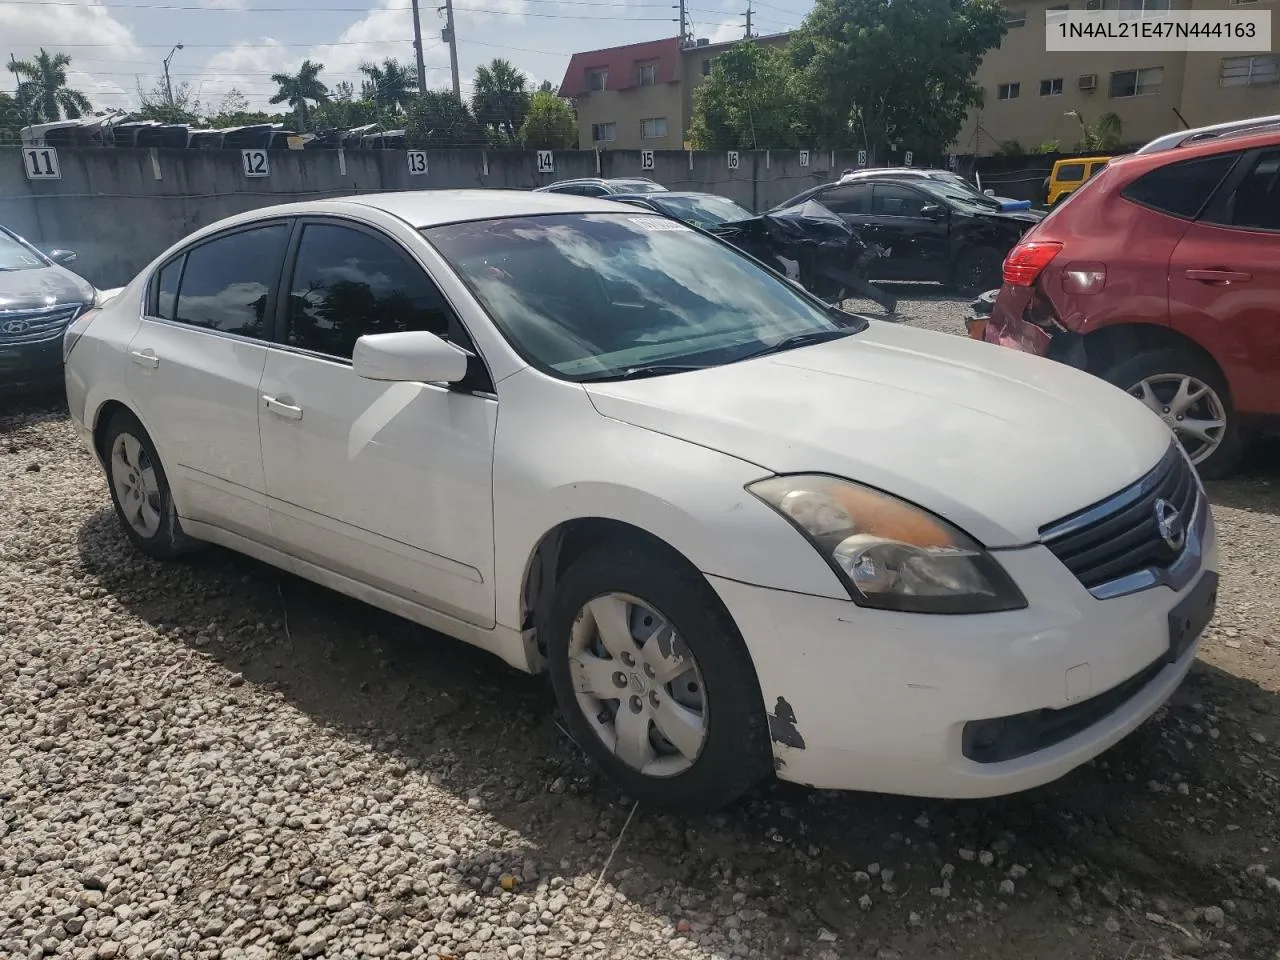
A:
180;190;640;237
609;190;738;201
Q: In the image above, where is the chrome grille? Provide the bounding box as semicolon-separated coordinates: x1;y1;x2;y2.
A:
0;304;84;345
1040;444;1201;593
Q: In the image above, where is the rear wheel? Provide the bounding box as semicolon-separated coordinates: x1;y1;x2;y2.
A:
950;246;1003;295
103;411;204;559
1101;348;1243;479
545;544;771;811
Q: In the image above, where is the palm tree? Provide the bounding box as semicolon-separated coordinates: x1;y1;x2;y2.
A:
269;59;330;131
7;49;92;124
471;58;530;142
359;58;418;118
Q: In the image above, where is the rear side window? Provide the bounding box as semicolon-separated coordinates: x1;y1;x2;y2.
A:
285;223;454;359
1055;162;1086;181
173;224;290;339
1204;149;1280;231
154;256;183;320
1121;154;1238;219
820;183;871;215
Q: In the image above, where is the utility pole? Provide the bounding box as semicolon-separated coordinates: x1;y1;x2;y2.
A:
410;0;428;95
743;1;753;38
163;43;183;108
439;0;461;100
676;0;690;45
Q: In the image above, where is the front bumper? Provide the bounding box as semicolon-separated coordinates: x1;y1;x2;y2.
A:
0;336;65;396
709;509;1217;799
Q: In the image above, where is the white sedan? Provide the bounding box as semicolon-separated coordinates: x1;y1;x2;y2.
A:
63;190;1218;811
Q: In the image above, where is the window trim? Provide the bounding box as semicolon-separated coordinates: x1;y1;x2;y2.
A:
144;217;297;347
271;215;496;393
1199;147;1280;234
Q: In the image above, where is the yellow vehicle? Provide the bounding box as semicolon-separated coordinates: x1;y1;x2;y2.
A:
1043;156;1111;207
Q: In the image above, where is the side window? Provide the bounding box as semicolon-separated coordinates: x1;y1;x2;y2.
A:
286;223;454;360
579;184;610;196
1121;154;1239;219
1055;162;1086;182
871;183;928;217
819;183;871;215
172;224;289;338
154;255;183;320
1205;150;1280;231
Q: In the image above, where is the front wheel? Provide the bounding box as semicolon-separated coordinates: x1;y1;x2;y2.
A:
545;545;771;811
1101;348;1243;479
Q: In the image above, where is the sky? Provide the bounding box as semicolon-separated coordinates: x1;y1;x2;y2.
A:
2;0;812;117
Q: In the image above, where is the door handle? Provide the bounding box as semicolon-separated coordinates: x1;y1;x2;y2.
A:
262;395;304;421
1185;268;1252;284
129;349;159;369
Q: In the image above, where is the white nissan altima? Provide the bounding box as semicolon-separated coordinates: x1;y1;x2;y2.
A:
63;189;1218;810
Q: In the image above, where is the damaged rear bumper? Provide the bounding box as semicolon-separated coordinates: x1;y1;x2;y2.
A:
984;288;1090;369
705;524;1216;798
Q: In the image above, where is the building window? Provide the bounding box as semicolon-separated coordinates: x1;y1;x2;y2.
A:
702;57;715;76
638;63;657;86
1005;9;1027;25
591;122;617;143
1118;0;1170;16
997;82;1021;100
640;117;668;139
1110;66;1163;97
1040;77;1064;96
588;68;607;92
1221;54;1280;86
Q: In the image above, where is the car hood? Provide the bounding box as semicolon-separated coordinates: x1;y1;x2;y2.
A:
0;264;95;312
583;321;1172;547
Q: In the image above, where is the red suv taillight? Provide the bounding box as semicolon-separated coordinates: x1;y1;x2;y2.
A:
1002;241;1063;286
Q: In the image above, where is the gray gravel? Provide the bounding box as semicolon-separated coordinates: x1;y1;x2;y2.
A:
2;290;1279;960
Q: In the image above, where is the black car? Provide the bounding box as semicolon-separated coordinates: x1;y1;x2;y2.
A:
607;191;754;229
0;226;96;396
771;177;1041;293
533;177;667;197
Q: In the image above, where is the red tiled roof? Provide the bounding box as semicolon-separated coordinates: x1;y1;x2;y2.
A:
558;37;681;97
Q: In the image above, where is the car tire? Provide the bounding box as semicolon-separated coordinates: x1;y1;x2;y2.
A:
950;247;1003;295
545;543;772;812
102;410;204;559
1101;348;1243;480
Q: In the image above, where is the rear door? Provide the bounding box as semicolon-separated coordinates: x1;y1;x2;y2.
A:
1169;147;1280;416
126;220;292;538
864;182;949;281
813;182;883;276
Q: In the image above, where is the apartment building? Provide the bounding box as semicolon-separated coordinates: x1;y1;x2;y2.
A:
955;0;1280;155
558;32;791;151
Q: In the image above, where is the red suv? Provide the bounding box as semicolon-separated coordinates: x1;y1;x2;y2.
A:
985;117;1280;478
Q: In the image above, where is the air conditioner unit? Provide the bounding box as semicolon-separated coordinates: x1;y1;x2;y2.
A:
1085;0;1104;9
1079;73;1098;91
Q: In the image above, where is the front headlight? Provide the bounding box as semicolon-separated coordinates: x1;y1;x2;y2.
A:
748;475;1026;614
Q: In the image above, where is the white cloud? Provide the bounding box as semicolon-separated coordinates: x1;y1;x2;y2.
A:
200;0;248;8
1;0;143;115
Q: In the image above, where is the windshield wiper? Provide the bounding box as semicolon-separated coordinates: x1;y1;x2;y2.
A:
735;328;855;362
580;363;710;383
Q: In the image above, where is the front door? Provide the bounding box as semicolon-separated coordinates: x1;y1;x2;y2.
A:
257;219;499;627
1170;147;1280;417
864;182;950;281
125;221;291;537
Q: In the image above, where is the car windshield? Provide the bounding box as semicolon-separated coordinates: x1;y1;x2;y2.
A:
652;194;753;227
615;180;667;194
916;181;1001;211
424;213;855;381
0;229;49;272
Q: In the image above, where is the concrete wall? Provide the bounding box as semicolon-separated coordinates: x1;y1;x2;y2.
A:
1;146;863;288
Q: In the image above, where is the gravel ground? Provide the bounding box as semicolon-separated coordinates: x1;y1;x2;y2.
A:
3;289;1279;960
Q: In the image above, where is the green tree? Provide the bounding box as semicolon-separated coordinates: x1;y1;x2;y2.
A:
0;92;23;143
1075;111;1122;151
406;90;484;147
538;79;554;93
135;77;204;125
7;49;93;123
688;41;803;149
269;59;330;131
359;58;419;118
311;96;381;131
789;0;1006;159
519;90;578;149
471;58;530;142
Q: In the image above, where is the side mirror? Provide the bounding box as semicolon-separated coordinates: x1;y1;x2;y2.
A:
920;204;946;219
352;330;470;384
47;248;78;266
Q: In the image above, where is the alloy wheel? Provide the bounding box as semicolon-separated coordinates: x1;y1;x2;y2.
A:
568;592;708;777
1129;373;1227;465
110;431;163;538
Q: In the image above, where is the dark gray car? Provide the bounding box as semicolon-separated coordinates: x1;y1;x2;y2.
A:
1;226;95;396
